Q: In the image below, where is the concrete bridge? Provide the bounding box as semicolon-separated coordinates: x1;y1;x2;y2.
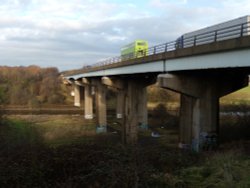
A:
63;23;250;151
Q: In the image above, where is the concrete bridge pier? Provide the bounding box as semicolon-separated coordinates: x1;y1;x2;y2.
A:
82;78;94;119
179;95;195;148
93;79;107;133
116;91;125;119
102;76;125;119
123;80;141;144
102;76;152;144
84;86;94;119
123;78;153;144
137;87;148;129
73;82;83;107
158;73;248;151
178;89;219;151
115;86;148;129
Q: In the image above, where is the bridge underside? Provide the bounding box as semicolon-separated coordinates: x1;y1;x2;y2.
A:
65;36;250;151
71;67;250;151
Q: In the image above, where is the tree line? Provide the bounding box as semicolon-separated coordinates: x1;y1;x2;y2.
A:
0;66;72;106
0;65;180;108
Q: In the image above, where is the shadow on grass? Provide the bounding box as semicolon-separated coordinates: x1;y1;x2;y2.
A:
220;113;250;143
1;108;250;187
0;118;199;187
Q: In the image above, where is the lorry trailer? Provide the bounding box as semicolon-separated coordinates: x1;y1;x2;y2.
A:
176;15;250;48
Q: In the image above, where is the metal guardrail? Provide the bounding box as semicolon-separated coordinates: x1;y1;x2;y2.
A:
88;21;250;69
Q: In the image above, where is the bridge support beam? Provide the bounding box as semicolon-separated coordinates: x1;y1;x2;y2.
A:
102;76;153;144
138;87;148;129
158;73;248;151
73;84;83;107
123;78;153;144
178;90;219;151
102;76;125;119
123;81;140;144
74;78;94;119
84;85;93;119
81;78;94;119
179;95;194;147
116;91;124;119
94;79;107;133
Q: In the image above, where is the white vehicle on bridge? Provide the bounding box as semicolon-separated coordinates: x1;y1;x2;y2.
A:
176;15;250;48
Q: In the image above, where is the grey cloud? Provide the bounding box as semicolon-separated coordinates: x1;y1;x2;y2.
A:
0;0;249;70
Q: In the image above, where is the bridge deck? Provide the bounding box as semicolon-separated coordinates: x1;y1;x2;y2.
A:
64;35;250;79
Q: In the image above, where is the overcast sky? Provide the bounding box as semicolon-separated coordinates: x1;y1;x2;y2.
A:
0;0;249;71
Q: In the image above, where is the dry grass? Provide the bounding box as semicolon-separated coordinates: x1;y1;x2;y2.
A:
1;104;250;187
7;115;96;146
221;86;250;105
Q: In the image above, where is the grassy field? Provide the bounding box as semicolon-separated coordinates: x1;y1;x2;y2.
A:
1;85;250;187
221;86;250;105
0;113;249;187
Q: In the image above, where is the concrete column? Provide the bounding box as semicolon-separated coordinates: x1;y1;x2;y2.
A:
101;76;155;144
158;74;220;151
101;76;125;119
74;84;81;107
122;79;151;144
179;93;217;151
191;98;201;151
95;80;107;133
123;81;139;144
138;87;148;129
199;85;219;134
116;91;124;119
179;94;194;147
84;85;93;119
